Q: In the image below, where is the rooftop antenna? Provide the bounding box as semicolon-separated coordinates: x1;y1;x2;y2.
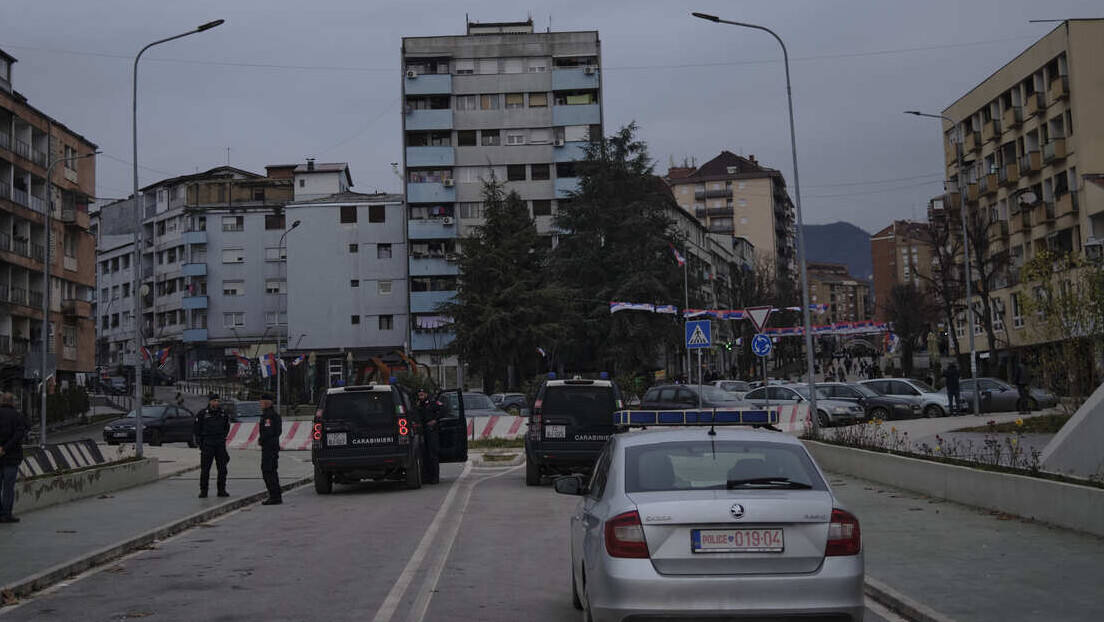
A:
226;147;231;166
549;15;552;33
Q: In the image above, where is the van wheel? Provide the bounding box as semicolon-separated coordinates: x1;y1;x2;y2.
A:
525;456;541;486
406;455;423;490
314;465;333;495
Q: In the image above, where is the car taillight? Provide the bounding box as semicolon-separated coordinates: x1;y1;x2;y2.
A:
604;510;649;559
529;401;542;441
825;508;861;556
312;422;323;441
397;417;410;444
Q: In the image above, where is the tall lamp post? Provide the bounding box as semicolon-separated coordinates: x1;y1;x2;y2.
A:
40;151;99;448
905;111;980;415
692;12;819;432
276;220;300;414
132;19;224;458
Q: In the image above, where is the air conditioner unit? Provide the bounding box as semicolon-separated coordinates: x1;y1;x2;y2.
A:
553;138;565;147
403;105;414;115
584;66;596;75
405;70;418;79
445;252;460;262
442;179;455;187
441;217;455;225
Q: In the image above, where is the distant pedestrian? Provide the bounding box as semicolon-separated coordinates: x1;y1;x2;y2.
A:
1012;359;1034;414
942;363;962;414
0;393;28;523
836;367;846;383
258;393;282;505
193;393;231;498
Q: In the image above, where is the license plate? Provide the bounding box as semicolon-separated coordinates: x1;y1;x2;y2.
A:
326;432;347;446
544;425;566;439
113;432;128;438
692;528;784;553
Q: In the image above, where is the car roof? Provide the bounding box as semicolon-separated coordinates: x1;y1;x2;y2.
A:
545;379;614;388
614;426;801;448
325;384;396;395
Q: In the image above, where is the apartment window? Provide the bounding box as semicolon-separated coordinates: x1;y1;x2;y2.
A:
455;95;479;111
350;279;359;288
481;130;501;146
340;205;357;223
378;281;393;295
528;92;548;107
457;130;477;146
454;59;475;75
222;248;245;263
265;279;286;294
111;285;120;300
264;246;286;261
527;58;549;73
264;214;285;230
351;315;360;325
531;164;551;181
505;93;524;109
556;162;577;178
377;243;392;259
379;315;394;330
265;312;287;327
554;91;597;106
112;258;120;272
459;202;484;219
101;316;109;330
411;276;457;292
349;244;359;253
122;283;131;298
1011;293;1024;329
221;216;244;232
506;132;526;146
111;313;119;328
222;280;245;296
477;59;497;74
223;312;245;328
503;58;524;74
369;205;386;223
253;187;265;202
299;179;305;188
101;287;109;301
532;200;552;217
480;94;501;110
507;165;527;181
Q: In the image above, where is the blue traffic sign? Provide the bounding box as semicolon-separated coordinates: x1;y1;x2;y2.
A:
751;333;773;357
685;320;712;349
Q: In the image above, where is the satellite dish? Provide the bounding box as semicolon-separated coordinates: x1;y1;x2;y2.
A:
1018;191;1038;205
139;284;151;297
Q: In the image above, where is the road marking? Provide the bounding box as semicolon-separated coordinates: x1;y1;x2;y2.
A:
371;462;473;622
865;596;911;622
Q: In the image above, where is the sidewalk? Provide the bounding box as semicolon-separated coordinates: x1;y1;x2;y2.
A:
830;470;1104;622
0;449;313;592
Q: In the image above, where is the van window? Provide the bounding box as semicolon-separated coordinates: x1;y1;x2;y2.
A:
324;392;394;425
542;386;615;419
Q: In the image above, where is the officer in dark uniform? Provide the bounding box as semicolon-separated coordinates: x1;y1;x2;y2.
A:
258;393;282;505
193;393;231;498
415;388;442;485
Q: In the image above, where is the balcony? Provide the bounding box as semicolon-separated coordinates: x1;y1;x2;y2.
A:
944;140;961;167
0;334;8;354
1048;75;1069;101
553;141;587;163
410;290;455;314
1019;150;1041;174
181;230;207;245
408;255;460;277
981;119;1001;143
1039;201;1056;224
1026;92;1045;118
0;131;9;151
1054;192;1076;217
29;195;47;213
61;299;92;317
14;138;30;161
1019;210;1032;232
408;218;459;240
182;295;208;310
945;191;961;210
181;262;207;277
980;173;998;196
963;132;980;152
404;73;452;96
555;177;580;198
694;207;732;219
965;182;980;203
63;345;76;361
1002;106;1023;129
989;220;1009;240
407;182;456;204
552;67;600;91
411;330;455;352
32;148;47;168
28;291;43;309
552;103;601;127
998;162;1020;186
182;328;208;342
31;242;44;262
1042;138;1067;163
405;146;455;167
694;188;732;200
0;180;8;201
405;109;453;131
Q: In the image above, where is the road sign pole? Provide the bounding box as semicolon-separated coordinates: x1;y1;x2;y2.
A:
697;349;703;407
763;359;770;412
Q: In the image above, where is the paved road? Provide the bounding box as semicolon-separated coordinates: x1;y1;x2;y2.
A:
1;463;898;621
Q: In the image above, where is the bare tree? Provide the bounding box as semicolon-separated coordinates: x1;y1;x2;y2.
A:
883;283;936;377
921;220;964;357
963;208;1011;374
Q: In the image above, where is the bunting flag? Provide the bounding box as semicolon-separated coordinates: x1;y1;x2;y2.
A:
291;354;306;367
278;357;287;371
885;333;900;354
232;351;252;367
654;305;678;315
536;347;547;358
156;347;171;364
669;244;686;267
140;347;151;361
610;302;655;313
258;353;278;379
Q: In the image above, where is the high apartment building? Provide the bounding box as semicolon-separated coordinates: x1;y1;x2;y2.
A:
665;151;797;291
869;220;933;321
806;262;872;324
401;19;602;387
94;162;350;380
0;49;97;396
936;19;1104;358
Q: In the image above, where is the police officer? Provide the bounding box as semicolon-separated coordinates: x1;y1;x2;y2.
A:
258;393;282;505
193;393;231;498
415;388;441;485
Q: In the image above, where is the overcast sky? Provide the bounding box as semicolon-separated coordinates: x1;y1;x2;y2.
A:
3;0;1099;233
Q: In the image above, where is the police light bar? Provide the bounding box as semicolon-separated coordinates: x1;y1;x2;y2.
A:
614;409;779;427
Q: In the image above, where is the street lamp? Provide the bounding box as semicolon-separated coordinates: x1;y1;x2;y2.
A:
904;110;980;415
39;150;99;448
276;220;301;414
132;19;225;458
692;12;819;432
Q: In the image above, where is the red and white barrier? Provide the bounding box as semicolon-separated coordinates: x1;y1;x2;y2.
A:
466;415;527;440
773;404;812;435
225;421;314;451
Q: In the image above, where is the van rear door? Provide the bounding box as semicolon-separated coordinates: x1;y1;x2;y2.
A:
321;389;398;455
540;383;617;449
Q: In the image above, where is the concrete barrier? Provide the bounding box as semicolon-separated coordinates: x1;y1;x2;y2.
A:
804;440;1104;537
19;439;110;478
15;457;160;514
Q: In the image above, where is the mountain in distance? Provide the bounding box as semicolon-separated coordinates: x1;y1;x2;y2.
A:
801;222;873;281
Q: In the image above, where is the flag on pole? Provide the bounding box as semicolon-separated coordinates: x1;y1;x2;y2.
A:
291;354;306;366
157;347;171;364
278;357;287;371
140;347;151;361
259;353;278;378
669;243;686;266
536;347;547;358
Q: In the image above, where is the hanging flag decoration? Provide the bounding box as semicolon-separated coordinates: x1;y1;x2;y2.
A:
156;348;171;364
654;305;678;315
258;353;278;378
668;244;686;266
610;302;655;313
232;351;252;367
291;354;306;367
277;357;287;371
140;347;151;361
536;347;547;358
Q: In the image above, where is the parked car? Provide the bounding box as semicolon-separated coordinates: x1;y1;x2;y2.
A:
944;378;1059;413
743;384;864;427
442;391;502;418
710;380;751;399
859;378;951;417
102;405;196;447
490;392;529;415
640;384;750;409
817;382;922;420
747;378;787;389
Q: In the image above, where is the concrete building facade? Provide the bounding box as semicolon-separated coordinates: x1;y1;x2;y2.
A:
807;262;873;324
869;220;934;322
401;19;602;386
0;48;97;396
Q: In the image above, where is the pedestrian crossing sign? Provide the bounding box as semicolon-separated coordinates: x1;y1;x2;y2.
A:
686;320;712;349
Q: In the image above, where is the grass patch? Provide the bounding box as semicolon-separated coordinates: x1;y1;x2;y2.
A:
469;437;525;449
955;414;1071;434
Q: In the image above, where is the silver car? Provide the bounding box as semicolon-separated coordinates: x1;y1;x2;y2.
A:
556;427;865;621
710;379;752;399
743;384;865;427
859;378;951;417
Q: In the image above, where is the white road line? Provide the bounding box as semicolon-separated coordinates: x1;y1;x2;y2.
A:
865;596;912;622
404;465;523;622
371;462;474;622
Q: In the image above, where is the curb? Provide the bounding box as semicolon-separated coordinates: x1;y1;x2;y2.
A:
0;475;313;604
865;576;958;622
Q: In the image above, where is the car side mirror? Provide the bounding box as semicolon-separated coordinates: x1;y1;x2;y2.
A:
553;475;586;496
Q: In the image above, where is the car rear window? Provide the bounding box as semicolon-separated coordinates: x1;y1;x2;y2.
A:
625;441;826;493
542;386;615;419
324;392;395;425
